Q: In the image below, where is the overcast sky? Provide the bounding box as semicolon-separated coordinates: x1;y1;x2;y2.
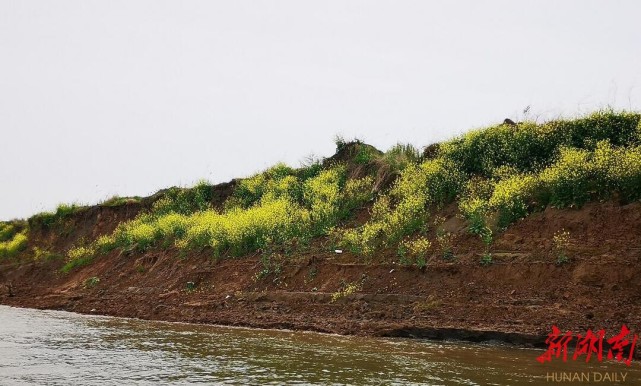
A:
1;0;640;220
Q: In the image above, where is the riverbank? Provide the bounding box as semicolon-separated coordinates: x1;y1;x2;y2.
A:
3;111;641;351
2;199;640;350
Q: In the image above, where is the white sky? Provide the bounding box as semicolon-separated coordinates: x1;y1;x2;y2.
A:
1;0;640;220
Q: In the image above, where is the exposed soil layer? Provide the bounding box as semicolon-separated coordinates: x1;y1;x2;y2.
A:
2;200;641;352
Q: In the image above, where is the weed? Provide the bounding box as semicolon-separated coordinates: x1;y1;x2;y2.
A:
32;247;63;261
398;236;431;268
480;252;493;266
331;280;361;302
254;254;283;281
306;265;318;282
355;145;376;164
0;231;28;259
334;135;347;152
383;143;421;171
0;223;17;242
436;228;454;260
413;295;442;313
62;245;95;273
397;242;411;266
553;230;571;264
84;276;100;288
58;110;641;269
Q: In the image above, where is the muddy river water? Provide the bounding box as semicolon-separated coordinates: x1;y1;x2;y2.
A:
0;305;639;385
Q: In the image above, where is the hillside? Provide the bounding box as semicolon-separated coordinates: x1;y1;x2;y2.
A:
2;110;641;348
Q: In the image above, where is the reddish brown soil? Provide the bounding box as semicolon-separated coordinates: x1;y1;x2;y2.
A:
2;200;641;350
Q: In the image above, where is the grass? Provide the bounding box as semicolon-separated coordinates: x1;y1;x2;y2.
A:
101;196;142;207
54;109;641;271
28;203;83;229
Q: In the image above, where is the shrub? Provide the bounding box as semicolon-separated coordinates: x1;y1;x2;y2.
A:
488;174;539;227
62;245;96;273
153;180;214;215
439;110;641;177
0;231;28;258
0;223;17;242
398;236;431;268
341;158;463;254
60;110;641;267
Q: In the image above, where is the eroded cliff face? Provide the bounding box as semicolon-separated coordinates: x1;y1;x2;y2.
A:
2;198;640;351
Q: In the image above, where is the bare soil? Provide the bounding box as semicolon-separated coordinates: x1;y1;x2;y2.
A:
2;200;641;350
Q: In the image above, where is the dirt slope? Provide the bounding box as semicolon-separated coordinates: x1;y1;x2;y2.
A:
2;199;640;351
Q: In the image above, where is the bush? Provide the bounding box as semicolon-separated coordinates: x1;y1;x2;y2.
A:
0;231;28;258
439;110;641;177
63;163;377;268
488;174;539;227
0;223;17;242
62;245;96;273
60;110;641;267
460;141;641;229
341;158;463;254
398;236;431;268
153;180;214;215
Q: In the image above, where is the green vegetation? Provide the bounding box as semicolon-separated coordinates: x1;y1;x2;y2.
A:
32;247;63;261
341;158;463;254
185;281;197;292
50;109;641;271
101;196;142;207
0;230;28;258
480;252;493;266
553;230;571;264
84;276;100;288
0;223;17;242
331;279;363;302
397;236;431;268
66;161;375;268
28;203;83;229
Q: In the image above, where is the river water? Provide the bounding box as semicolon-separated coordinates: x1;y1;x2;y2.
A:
0;305;639;385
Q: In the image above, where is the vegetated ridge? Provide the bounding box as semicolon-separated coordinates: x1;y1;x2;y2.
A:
2;110;641;350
